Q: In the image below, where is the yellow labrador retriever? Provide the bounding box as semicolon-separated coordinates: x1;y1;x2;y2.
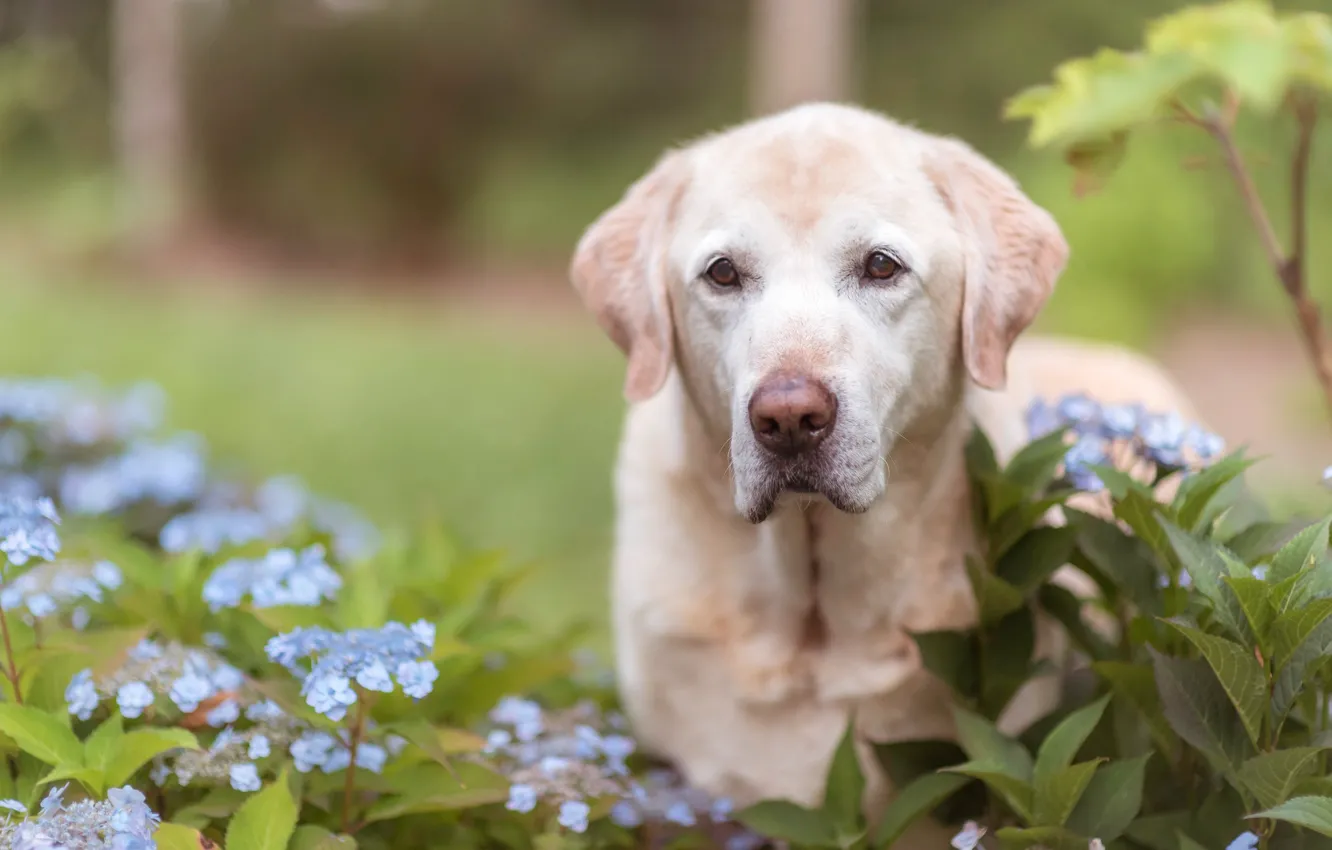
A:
569;103;1197;840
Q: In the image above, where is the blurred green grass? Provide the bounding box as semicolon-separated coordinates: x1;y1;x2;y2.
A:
0;272;626;643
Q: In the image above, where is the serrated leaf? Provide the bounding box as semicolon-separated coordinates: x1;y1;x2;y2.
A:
1151;649;1252;776
871;773;970;849
942;760;1033;822
1147;0;1292;110
83;714;124;777
1162;620;1265;748
1092;662;1177;757
1160;521;1251;642
0;704;82;768
1270;517;1331;585
1272;615;1332;725
1250;796;1332;837
1115;489;1172;559
1005;429;1075;491
1238;748;1327;810
1227;520;1309;562
1033;759;1102;828
104;728;199;789
1173;451;1255;531
291;825;357;850
951;706;1032;779
1071;510;1162;614
1065;754;1151;841
1034;695;1110;788
911;630;979;700
224;770;300;850
37;765;105;793
996;526;1077;594
824;719;865;836
1225;575;1275;654
1270;598;1332;669
735;800;836;847
965;557;1026;625
389;720;482;774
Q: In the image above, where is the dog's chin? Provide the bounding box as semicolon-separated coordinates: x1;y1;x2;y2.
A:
737;470;878;524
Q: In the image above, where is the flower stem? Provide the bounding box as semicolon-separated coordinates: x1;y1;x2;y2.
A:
0;604;23;705
342;697;366;833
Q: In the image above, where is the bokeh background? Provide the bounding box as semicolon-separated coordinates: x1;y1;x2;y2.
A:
1;0;1330;647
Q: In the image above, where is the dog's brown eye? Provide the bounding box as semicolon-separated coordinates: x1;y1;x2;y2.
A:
705;258;740;288
864;251;901;282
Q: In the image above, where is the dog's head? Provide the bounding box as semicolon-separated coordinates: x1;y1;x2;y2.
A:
571;104;1068;523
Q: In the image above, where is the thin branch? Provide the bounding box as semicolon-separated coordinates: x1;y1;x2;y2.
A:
1202;116;1288;277
1288;94;1317;292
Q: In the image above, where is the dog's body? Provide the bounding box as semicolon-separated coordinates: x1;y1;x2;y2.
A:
569;103;1198;841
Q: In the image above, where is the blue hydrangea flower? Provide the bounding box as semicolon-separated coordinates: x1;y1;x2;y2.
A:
355;742;388;774
610;799;643;828
354;660;393;693
168;673;214;714
0;798;24;814
60;435;206;516
248;735;271;760
92;561;122;590
664;800;696;827
229;763;261;793
265;621;438;719
1141;411;1188;467
160;509;272;555
206;699;240;727
1063;434;1109;493
290;731;338;774
1227;833;1259;850
558;800;591;833
0;497;61;567
66;669;99;721
490;696;544;743
202;544;341;612
24;593;56;618
506;783;538;813
116;682;154;720
203;632;228;650
245;700;285;723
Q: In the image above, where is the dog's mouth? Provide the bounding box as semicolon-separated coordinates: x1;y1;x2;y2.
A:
740;464;873;523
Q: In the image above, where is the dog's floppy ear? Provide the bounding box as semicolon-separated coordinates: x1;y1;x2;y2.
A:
926;137;1069;390
570;151;688;403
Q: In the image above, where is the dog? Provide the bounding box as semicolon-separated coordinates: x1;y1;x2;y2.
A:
569;103;1198;843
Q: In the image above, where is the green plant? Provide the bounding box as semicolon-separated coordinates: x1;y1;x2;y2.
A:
1006;0;1332;422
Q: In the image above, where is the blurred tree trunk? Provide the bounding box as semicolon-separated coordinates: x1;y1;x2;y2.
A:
748;0;859;116
112;0;186;252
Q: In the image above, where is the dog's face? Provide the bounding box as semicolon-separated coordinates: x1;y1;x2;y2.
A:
572;104;1067;523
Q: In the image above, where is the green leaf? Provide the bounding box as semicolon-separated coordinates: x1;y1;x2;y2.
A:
361;762;508;822
1071;510;1161;614
1114;488;1172;560
1147;1;1294;110
823;719;866;836
994;825;1086;850
951;706;1032;779
979;607;1038;720
1250;796;1332;838
1150;649;1252;776
1238;748;1328;810
1270;597;1332;669
1225;576;1275;654
104;728;199;789
37;765;106;793
996;527;1077;594
389;720;483;771
1160;521;1251;642
1273;614;1332;725
1034;695;1110;788
0;704;82;768
1173;451;1255;531
871;773;971;849
1065;754;1151;841
1093;662;1176;757
965;557;1026;625
291;825;358;850
942;761;1034;822
1033;759;1102;828
83;714;125;777
911;630;979;700
1227;520;1308;563
872;740;968;788
1269;517;1331;585
224;770;300;850
1162;620;1266;748
1005;429;1075;491
1037;583;1114;662
966;426;1000;480
734;801;837;848
154;823;215;850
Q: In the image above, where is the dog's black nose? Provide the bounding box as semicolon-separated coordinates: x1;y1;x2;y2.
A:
748;372;838;457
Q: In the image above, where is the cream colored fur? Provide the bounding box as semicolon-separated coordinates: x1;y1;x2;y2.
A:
569;103;1198;846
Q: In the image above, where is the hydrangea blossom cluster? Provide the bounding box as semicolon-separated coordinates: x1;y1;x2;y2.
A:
1026;394;1225;492
0;497;61;568
286;727;408;775
59;435;207;517
0;378;164;449
484;696;758;845
202;544;341;611
265;621;438;720
165;699;304;791
65;639;247;722
0;560;120;626
0;784;161;849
